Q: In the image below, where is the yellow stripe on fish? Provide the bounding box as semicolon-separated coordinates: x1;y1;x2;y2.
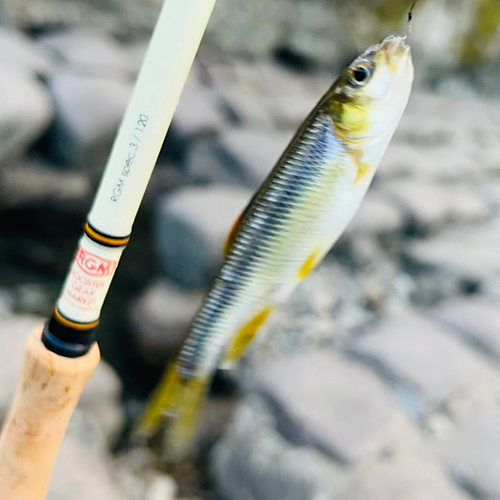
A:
135;35;413;461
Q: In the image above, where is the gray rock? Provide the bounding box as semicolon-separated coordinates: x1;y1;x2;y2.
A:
434;297;500;361
442;408;500;499
0;159;92;208
380;143;480;181
382;180;490;231
218;129;292;186
129;279;204;369
0;315;44;418
0;27;54;75
47;71;133;169
217;83;274;129
48;433;128;500
213;395;348;500
403;227;500;285
172;78;224;138
38;30;135;79
0;64;53;165
348;192;404;236
154;185;253;288
347;454;469;500
351;312;486;410
253;351;408;463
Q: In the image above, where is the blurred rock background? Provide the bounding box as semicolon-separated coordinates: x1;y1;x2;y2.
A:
1;0;500;499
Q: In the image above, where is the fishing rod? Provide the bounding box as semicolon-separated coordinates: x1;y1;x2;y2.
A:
0;0;217;498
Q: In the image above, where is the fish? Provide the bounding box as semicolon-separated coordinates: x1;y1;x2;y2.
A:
135;35;414;461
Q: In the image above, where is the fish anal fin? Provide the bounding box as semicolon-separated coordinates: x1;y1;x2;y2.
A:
222;306;274;368
134;363;210;462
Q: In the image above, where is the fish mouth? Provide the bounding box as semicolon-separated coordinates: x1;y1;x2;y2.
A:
380;35;411;72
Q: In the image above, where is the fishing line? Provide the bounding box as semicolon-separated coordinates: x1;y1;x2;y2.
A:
408;0;419;33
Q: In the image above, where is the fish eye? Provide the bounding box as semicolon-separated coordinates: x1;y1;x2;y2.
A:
348;63;372;87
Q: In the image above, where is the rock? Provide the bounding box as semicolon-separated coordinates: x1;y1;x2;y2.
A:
0;64;53;165
379;143;480;181
348;192;404;236
434;297;500;361
0;315;44;418
129;279;204;369
0;159;92;208
38;30;136;79
154;185;253;288
0;27;54;75
253;350;408;463
441;408;500;499
143;476;177;500
218;129;292;186
347;454;469;500
0;290;14;318
403;227;500;285
213;395;348;500
48;433;128;500
46;71;133;169
172;78;224;138
184;137;247;187
217;83;274;129
351;312;487;411
382;180;490;231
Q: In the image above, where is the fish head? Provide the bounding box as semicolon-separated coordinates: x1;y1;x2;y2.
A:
328;35;413;145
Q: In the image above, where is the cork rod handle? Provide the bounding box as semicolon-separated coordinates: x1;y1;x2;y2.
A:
0;328;100;500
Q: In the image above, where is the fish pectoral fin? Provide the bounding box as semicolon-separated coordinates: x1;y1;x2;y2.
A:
134;364;209;462
350;149;371;183
297;245;324;280
221;306;274;369
223;210;244;257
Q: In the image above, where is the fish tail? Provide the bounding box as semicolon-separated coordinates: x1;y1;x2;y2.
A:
134;363;210;461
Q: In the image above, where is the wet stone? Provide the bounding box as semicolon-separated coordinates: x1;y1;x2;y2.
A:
253;350;407;463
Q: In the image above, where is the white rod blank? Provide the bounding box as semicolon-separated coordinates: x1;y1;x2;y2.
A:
88;0;217;237
54;0;217;325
